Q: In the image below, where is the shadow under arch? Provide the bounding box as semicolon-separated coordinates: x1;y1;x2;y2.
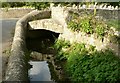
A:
26;29;60;54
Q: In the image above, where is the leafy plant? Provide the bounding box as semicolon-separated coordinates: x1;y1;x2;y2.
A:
96;25;105;38
80;18;93;34
54;39;120;82
67;13;110;39
68;21;78;31
54;39;70;60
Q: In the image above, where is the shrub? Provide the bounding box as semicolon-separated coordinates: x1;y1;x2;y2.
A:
67;13;109;39
54;39;70;60
54;39;120;82
67;49;120;82
96;25;105;38
80;18;93;34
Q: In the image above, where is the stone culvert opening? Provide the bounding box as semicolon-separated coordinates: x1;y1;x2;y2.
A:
26;29;60;54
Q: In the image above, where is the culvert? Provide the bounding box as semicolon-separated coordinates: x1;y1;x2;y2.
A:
26;29;60;82
26;29;60;53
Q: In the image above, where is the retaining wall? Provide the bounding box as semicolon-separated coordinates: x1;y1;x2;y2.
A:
68;9;119;20
51;5;119;24
51;6;119;56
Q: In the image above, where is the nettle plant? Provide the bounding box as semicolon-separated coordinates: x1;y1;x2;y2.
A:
68;13;108;39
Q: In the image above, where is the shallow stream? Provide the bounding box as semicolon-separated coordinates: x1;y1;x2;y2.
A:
26;29;61;82
28;61;54;82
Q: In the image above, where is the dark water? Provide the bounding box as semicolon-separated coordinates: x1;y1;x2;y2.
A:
26;29;60;82
28;61;52;81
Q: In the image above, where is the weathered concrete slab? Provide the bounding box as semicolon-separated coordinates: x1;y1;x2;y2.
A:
28;19;64;33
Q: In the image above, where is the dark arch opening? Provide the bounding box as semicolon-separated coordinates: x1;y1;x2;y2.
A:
26;29;60;54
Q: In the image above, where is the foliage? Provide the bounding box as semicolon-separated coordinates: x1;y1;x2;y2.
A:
68;14;109;38
96;25;105;38
66;49;120;82
54;39;70;60
106;20;120;31
25;2;50;10
1;2;26;8
68;21;78;31
80;17;93;34
54;39;120;82
1;2;50;10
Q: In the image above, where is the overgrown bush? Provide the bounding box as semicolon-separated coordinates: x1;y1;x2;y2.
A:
68;14;108;39
54;39;120;82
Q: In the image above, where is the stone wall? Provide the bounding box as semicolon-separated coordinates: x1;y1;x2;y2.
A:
51;4;119;22
51;6;119;56
68;9;119;20
58;28;119;56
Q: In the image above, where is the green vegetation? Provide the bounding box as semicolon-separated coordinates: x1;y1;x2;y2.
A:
1;2;50;10
68;14;108;38
54;39;120;82
106;20;120;31
54;39;70;60
1;2;26;8
25;2;50;10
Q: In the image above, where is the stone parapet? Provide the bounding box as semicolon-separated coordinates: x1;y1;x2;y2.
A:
5;10;51;82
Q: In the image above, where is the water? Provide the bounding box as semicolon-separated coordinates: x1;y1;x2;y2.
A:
28;61;53;82
26;29;60;82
